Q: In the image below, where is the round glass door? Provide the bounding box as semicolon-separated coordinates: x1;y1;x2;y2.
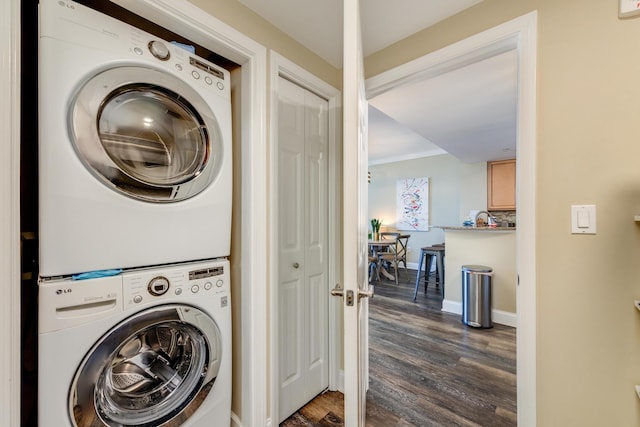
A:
70;66;224;203
69;304;222;427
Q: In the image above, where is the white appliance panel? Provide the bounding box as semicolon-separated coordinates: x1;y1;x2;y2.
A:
38;259;232;427
38;0;232;276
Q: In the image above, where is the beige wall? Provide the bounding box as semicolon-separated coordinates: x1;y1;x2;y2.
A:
189;0;341;88
366;0;640;424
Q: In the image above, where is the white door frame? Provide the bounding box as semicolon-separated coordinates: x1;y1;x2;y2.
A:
366;12;538;426
1;0;22;425
269;51;342;425
342;0;370;422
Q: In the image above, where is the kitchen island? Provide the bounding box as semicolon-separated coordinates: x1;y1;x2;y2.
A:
436;226;516;327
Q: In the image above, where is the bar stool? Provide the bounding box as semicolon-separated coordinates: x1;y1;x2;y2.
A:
413;245;445;301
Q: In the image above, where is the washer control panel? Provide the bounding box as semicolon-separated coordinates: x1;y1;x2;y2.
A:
123;260;229;307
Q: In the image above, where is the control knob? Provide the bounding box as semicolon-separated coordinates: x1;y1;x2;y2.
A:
148;276;170;296
148;40;170;61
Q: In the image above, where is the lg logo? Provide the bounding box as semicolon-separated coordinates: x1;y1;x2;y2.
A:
56;289;72;295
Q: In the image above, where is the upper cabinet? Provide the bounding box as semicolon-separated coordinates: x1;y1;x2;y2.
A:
487;159;516;211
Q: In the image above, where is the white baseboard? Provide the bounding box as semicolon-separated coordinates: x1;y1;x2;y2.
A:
337;369;344;393
407;261;419;270
441;299;517;328
441;298;462;315
491;309;517;328
406;261;435;271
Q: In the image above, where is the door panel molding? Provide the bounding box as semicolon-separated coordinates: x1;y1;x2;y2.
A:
269;51;341;425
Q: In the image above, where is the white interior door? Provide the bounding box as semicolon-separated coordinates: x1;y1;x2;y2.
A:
342;0;370;425
277;76;330;422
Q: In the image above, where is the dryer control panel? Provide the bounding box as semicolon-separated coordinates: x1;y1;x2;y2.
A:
123;259;229;307
40;0;231;99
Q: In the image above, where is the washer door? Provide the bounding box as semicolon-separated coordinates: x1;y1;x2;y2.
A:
70;66;224;203
70;304;222;427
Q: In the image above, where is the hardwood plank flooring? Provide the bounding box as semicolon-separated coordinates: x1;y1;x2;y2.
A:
281;268;516;426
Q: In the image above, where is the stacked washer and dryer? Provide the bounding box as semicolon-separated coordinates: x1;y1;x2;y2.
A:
37;1;233;426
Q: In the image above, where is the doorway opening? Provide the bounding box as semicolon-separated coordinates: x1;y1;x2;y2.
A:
365;11;537;425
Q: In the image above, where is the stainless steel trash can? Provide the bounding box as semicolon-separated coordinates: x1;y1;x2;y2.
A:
461;265;493;328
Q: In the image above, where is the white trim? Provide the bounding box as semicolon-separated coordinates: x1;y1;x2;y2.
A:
268;51;342;424
441;299;461;316
441;300;517;328
366;29;518;100
110;1;269;425
365;12;537;426
406;261;418;270
1;0;21;424
514;12;538;426
493;309;517;328
368;147;447;166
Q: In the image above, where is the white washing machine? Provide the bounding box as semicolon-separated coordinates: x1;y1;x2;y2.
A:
38;0;232;277
38;258;232;427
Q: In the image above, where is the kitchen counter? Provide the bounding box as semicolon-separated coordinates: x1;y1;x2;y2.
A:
437;226;516;232
438;225;517;326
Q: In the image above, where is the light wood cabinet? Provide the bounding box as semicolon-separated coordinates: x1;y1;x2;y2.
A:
487;159;516;210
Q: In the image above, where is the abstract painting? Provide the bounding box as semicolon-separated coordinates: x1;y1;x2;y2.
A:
396;177;429;231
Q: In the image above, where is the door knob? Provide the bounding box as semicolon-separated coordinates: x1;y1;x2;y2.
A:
330;283;343;297
293;262;300;269
358;285;374;301
330;283;373;306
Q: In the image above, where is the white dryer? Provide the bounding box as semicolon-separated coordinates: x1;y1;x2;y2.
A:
38;258;232;427
38;0;232;277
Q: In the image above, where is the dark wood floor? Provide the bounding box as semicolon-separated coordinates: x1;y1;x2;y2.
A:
281;268;517;426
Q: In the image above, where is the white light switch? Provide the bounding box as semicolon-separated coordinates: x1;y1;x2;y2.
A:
571;205;596;234
577;210;589;228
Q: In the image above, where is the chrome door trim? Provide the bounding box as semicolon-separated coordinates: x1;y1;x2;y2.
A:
69;304;222;427
69;65;224;203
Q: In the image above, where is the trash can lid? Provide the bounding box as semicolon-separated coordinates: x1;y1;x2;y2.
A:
461;264;493;272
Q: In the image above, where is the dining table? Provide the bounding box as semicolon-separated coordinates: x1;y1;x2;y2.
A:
368;235;409;281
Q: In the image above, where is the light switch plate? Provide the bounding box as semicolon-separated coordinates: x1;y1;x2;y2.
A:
571;205;596;234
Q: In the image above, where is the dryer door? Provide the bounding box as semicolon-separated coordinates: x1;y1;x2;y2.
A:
70;304;222;427
70;66;224;203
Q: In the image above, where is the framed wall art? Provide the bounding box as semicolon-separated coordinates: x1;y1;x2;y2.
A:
396;177;430;231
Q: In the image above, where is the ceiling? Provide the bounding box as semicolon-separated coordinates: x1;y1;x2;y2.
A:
238;0;483;68
368;49;518;164
238;0;517;165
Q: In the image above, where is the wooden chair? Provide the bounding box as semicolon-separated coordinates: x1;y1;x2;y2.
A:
368;255;378;283
377;233;410;284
